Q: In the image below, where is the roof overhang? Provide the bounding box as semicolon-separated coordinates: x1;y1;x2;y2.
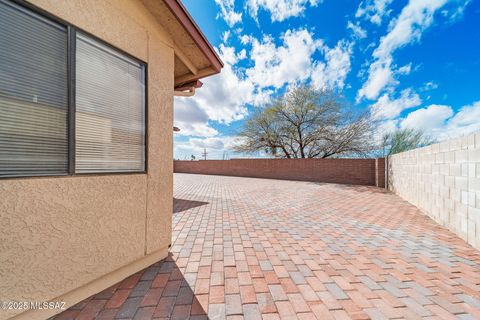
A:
163;0;223;74
142;0;223;91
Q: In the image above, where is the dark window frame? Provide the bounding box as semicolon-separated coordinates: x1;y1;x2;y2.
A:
1;0;149;179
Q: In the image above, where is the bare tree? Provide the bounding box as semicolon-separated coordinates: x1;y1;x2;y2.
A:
235;86;375;158
381;128;435;156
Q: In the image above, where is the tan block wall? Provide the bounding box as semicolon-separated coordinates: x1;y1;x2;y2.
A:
174;158;386;187
0;1;173;319
388;132;480;249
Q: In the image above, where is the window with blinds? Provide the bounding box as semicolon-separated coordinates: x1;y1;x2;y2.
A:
0;0;68;177
0;1;146;178
75;33;146;173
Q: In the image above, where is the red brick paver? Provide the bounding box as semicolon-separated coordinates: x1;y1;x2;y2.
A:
54;174;480;319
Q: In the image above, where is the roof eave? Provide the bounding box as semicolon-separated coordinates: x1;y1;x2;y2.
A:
162;0;223;75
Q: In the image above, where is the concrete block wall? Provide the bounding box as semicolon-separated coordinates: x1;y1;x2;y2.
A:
388;132;480;249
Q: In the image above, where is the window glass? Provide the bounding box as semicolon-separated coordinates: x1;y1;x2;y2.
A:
0;0;68;177
75;33;146;173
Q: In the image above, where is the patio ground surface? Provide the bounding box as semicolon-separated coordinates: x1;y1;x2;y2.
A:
55;173;480;320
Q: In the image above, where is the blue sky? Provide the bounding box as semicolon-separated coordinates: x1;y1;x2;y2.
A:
174;0;480;160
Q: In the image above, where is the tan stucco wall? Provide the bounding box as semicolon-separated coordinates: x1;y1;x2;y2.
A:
0;1;174;319
388;132;480;250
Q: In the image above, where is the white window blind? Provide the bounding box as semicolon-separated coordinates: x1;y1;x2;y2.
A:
0;0;68;177
75;33;146;173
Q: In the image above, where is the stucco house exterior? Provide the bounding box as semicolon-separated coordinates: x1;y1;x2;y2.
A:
0;1;222;319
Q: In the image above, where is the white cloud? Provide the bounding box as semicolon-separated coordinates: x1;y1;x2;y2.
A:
441;0;472;22
240;34;253;45
311;40;353;90
214;0;242;27
237;49;247;60
247;0;321;22
174;98;218;137
371;88;421;120
443;101;480;137
358;61;395;100
374;119;399;143
420;81;439;91
218;44;246;65
222;30;231;43
177;68;251;125
245;29;322;89
371;100;480;145
397;63;412;75
242;30;352;92
190;137;230;150
174;29;328;139
347;21;367;39
374;0;448;60
174;45;257;139
399;101;480;140
356;0;393;25
401;104;453;131
358;0;449;100
174;136;244;159
175;123;219;138
174;29;355;143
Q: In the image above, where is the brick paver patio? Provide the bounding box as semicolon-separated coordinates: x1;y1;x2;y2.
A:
55;173;480;319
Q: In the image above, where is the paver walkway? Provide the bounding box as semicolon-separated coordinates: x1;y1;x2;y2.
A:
55;173;480;319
